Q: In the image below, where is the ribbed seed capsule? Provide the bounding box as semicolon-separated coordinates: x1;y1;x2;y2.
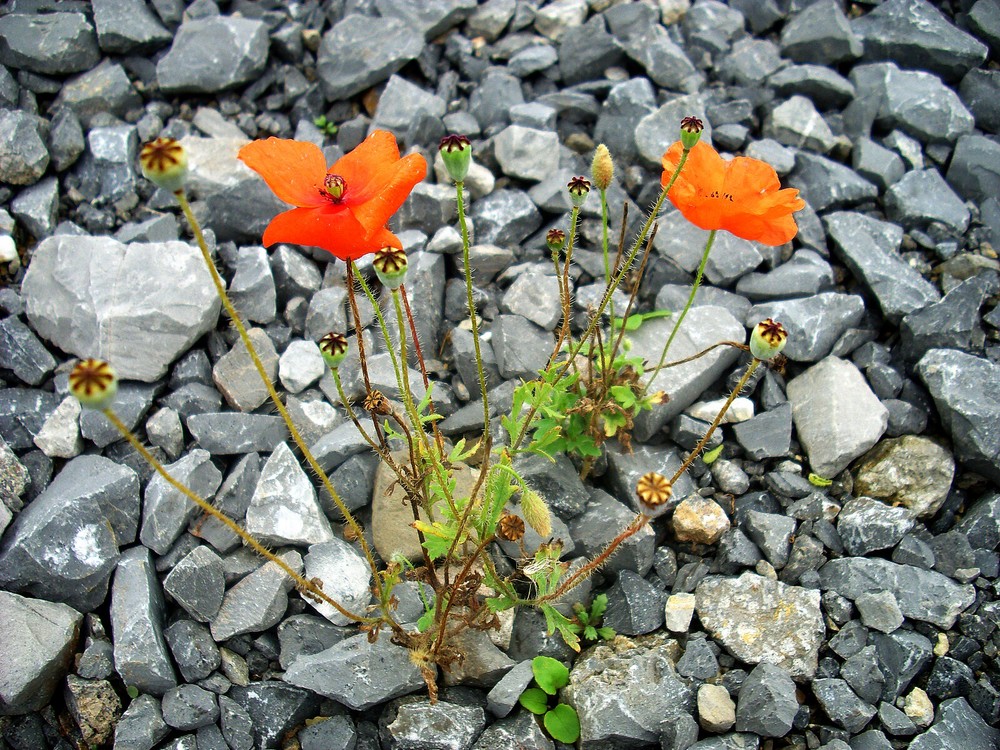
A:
69;358;118;410
496;512;525;542
139;137;188;193
749;318;788;361
373;246;407;290
636;472;673;513
319;332;348;369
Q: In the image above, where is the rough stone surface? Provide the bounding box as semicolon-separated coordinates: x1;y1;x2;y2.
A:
317;15;423;101
157;17;269;94
22;236;220;382
853;437;955;518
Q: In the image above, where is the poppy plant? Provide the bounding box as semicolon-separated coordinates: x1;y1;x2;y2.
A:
238;130;426;260
660;140;805;246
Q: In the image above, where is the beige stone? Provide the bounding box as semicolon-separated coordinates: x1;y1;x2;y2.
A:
671;495;730;544
697;683;735;733
853;435;955;517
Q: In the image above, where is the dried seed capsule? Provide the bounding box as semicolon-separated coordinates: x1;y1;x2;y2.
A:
636;471;672;513
497;512;526;542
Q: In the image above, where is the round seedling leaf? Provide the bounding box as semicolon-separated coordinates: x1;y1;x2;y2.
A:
518;687;549;715
532;655;569;695
544;704;580;744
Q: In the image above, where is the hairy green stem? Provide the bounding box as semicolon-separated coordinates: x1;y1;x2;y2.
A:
455;180;490;435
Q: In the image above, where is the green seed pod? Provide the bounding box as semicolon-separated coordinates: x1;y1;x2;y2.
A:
749;318;788;361
139;137;188;193
679;116;704;150
546;228;566;254
319;332;349;369
69;358;118;410
567;176;591;208
373;245;408;290
439;134;472;183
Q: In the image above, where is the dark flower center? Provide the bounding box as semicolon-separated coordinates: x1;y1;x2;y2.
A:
324;174;347;202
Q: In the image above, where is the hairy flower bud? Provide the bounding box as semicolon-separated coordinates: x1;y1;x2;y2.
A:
69;358;118;410
439;134;472;183
140;137;188;193
591;144;614;191
749;318;788;361
679;116;704;150
319;332;349;369
567;176;591;208
520;489;552;538
373;245;408;290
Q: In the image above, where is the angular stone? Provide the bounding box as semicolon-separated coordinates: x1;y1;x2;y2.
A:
469;190;541;247
735;663;798;738
594;77;656;164
140;450;223;556
54;60;142;129
655;209;762;287
717;38;786;87
631;306;744;441
852;137;906;191
672;495;731;546
909;696;1000;750
619;24;703;93
788;152;878;212
603;570;666;636
32;396;82;459
0;454;138;612
886;169;970;234
283;632;424;710
763;95;838;153
696;572;824;679
493;125;560;182
317;15;423;101
371;74;446;141
492;314;552;381
157;17;269;94
210;550;302;641
212;328;279;412
836;496;915;555
162;545;225;623
856;590;904;634
111;547;177;695
769;64;856;111
163;620;220;682
812;678;877;733
570;489;654;577
0;110;49;186
92;0;171;54
186;412;288;455
732;403;792;460
225;681;320;750
851;0;987;81
11;176;59;238
0;591;82;714
23;236;221;382
228;246;276;325
744;511;796;569
819;557;975;628
558;15;624;86
302;538;371;627
780;0;862;64
853;436;955;518
375;0;476;40
0;12;99;75
383;698;485;749
635;94;711;169
787;357;888;478
916;349;1000;483
564;633;693;748
748;293;865;362
113;694;170;750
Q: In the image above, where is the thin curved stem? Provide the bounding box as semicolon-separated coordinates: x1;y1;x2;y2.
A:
455;180;490;436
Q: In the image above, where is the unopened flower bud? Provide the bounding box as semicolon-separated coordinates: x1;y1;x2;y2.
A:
749;318;788;361
520;489;552;538
439;134;472;183
679;116;704;150
567;176;591;208
546;228;566;254
373;246;408;290
140;137;188;193
69;358;118;410
591;144;614;191
636;471;672;515
319;332;349;369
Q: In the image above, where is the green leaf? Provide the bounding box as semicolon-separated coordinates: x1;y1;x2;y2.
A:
584;625;597;641
808;472;833;487
540;602;582;652
597;626;616;640
544;704;581;744
518;687;549;715
485;594;516;612
702;443;724;465
416;607;435;633
413;520;459;561
531;656;569;695
126;685;139;700
608;385;637;410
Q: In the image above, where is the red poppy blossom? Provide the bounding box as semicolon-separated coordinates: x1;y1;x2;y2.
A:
238;130;426;260
661;141;805;246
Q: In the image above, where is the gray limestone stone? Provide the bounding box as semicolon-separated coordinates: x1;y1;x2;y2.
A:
163;545;225;623
570;488;654;578
0;110;49;186
163;620;220;682
885;169;970;234
229;246;276;325
696;572;824;679
717;38;786;87
558;15;624;86
278;340;325;394
619;24;703;94
819;557;975;629
157;17;269;94
161;685;218;731
851;0;987;81
735;663;798;737
603;570;666;636
317;15;423;101
732;403;792;460
111;547;177;695
855;590;904;634
54;60;142;129
301;538;371;626
80;382;158;449
916;349;1000;483
635;94;711;169
212;328;279;412
786;357;888;478
469;190;542;247
467;0;516;41
735;249;834;302
493;125;560;182
371;74;446;141
113;694;170;750
92;0;171;54
780;0;862;64
492;314;552;381
564;633;693;748
837;496;915;556
283;632;424;710
0;12;100;75
11;176;59;239
655;209;763;287
852;137;906;191
748;293;865;362
853;436;955;518
245;442;332;547
0;591;82;714
486;660;535;718
631;306;744;441
376;0;476;39
211;550;302;641
23;236;221;382
769;65;856;111
0;316;55;386
909;696;1000;750
812;678;876;733
947;135;1000;204
140;450;223;556
744;511;796;569
382;698;486;750
146;407;184;460
186;412;288;455
788;152;878;212
763;96;838;154
500;271;561;330
33;396;82;459
0;454;138;612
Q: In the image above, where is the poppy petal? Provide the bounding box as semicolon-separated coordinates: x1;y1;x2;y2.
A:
331;130;402;200
238;138;328;208
723;157;780;202
349;153;427;232
261;205;381;260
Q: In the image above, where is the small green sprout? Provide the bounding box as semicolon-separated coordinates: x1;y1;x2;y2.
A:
518;656;581;744
571;594;615;643
702;443;724;465
126;685;139;700
808;473;833;487
313;115;338;136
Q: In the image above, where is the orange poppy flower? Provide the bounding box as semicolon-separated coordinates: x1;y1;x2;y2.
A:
238;130;426;260
660;141;805;246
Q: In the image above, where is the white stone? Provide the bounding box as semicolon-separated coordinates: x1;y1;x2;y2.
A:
33;396;83;458
303;538;372;626
664;592;696;632
685;396;755;424
278;340;326;394
534;0;587;40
